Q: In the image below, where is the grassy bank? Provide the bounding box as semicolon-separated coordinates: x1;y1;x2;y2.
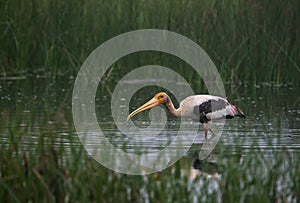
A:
0;0;299;84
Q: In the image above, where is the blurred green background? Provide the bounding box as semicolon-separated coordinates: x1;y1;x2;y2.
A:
1;0;299;84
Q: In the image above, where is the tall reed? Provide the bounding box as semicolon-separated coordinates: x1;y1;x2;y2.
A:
0;0;299;84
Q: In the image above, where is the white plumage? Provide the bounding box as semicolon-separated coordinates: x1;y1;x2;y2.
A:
127;92;245;138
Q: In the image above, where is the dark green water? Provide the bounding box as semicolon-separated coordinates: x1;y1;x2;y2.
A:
1;77;299;172
1;76;299;202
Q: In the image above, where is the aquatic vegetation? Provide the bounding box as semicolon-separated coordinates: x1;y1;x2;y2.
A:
1;127;300;202
0;0;299;84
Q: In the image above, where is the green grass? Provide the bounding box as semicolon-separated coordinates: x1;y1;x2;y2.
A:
1;128;300;202
0;0;299;84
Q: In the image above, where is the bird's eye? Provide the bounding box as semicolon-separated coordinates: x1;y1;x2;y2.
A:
158;95;163;99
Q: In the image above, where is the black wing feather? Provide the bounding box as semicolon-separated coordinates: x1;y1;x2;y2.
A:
193;99;227;123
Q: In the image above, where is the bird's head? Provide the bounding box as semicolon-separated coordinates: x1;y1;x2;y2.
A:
127;92;169;121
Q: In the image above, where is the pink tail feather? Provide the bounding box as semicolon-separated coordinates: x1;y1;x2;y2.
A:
231;104;246;118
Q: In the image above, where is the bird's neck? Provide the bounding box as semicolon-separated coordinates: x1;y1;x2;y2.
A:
164;97;181;117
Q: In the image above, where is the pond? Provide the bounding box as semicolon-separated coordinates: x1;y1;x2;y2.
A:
1;76;299;166
1;76;299;201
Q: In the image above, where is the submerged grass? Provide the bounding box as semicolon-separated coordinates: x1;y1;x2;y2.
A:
0;0;299;84
1;129;300;202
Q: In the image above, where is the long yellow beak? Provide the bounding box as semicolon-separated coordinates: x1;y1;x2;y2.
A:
127;97;160;121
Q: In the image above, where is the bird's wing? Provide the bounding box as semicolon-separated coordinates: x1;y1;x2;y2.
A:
182;95;230;123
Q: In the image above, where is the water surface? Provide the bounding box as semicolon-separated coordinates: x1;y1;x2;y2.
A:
1;77;299;174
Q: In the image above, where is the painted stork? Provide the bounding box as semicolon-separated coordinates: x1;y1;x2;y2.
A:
127;92;245;138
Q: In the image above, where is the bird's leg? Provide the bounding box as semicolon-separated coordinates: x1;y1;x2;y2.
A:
209;128;216;137
203;122;209;139
204;121;216;138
